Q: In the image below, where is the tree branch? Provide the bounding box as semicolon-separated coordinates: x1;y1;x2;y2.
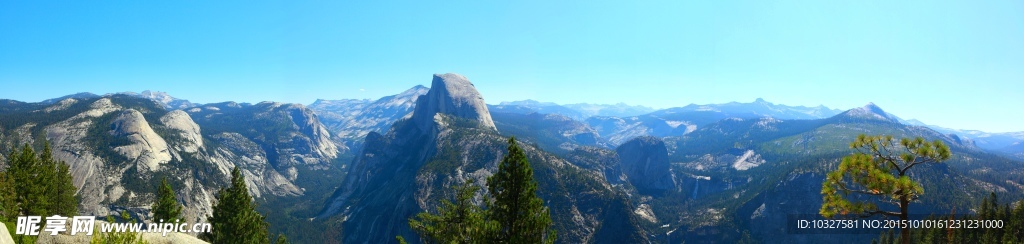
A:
864;210;902;217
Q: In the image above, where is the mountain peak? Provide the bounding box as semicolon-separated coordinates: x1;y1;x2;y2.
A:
861;102;888;115
40;92;100;104
120;90;197;109
412;73;496;131
840;102;900;122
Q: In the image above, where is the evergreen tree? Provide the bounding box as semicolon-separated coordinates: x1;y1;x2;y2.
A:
201;167;270;244
9;144;46;216
46;142;78;217
0;173;16;221
1003;201;1024;243
151;177;183;223
981;193;1001;244
275;234;289;244
4;142;78;218
486;137;555;244
821;135;950;244
408;179;495;243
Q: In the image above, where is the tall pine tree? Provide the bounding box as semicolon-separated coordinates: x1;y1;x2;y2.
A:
408;179;495;243
9;144;47;216
486;137;555;243
202;167;270;244
152;177;183;223
821;135;950;244
43;142;78;217
7;143;78;217
0;172;16;221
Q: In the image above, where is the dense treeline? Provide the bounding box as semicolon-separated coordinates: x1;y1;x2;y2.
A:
0;142;78;220
874;192;1024;244
0;141;78;244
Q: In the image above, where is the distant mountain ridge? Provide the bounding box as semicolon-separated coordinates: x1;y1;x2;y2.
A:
309;85;428;151
904;121;1024;151
23;90;1024;152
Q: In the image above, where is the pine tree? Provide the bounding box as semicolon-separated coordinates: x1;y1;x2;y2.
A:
0;173;16;221
1003;201;1024;243
821;135;950;244
202;167;270;244
151;177;183;223
486;137;555;244
408;179;495;243
45;142;78;217
9;144;49;216
5;142;78;218
275;234;288;244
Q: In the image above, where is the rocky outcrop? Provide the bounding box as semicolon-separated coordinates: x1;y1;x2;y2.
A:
412;73;496;131
207;132;302;197
189;102;340;171
615;136;676;193
282;103;339;164
322;74;648;243
42;98;122;215
110;109;172;172
160;110;203;153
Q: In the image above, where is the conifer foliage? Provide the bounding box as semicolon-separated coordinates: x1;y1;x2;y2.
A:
486;137;555;243
405;137;555;243
1;142;79;220
202;167;270;244
408;179;494;243
821;134;951;244
151;177;183;223
873;192;1024;244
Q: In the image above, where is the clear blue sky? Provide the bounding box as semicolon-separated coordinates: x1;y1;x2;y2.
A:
1;1;1022;132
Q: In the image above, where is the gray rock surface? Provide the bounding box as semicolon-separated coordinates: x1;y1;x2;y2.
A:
412;73;496;131
615;136;676;193
110;109;172;172
310;85;428;151
160;110;203;153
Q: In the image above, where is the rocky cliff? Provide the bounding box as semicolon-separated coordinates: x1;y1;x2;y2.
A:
412;73;496;132
0;94;340;227
615;136;677;194
321;73;648;243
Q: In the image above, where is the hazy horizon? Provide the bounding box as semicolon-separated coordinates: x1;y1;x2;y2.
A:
2;1;1022;132
9;86;1021;134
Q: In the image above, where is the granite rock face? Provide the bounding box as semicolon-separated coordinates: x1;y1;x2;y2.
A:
615;136;676;193
160;110;203;154
412;73;496;132
0;94;339;226
110;109;172;173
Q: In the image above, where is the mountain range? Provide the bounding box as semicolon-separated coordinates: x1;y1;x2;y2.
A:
1;73;1022;243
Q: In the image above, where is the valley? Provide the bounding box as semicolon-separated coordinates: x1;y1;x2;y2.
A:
1;73;1022;243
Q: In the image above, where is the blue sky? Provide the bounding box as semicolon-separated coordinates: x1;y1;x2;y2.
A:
1;1;1022;132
